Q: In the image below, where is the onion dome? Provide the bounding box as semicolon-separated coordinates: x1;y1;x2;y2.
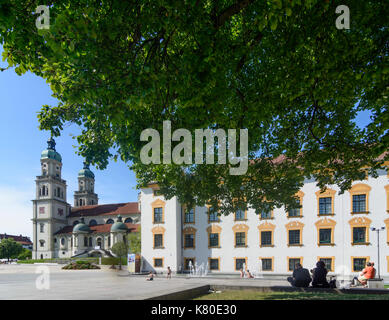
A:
78;162;95;178
41;138;62;162
73;217;90;233
110;215;128;233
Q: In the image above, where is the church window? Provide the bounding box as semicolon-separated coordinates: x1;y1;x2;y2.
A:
108;236;111;247
89;219;97;226
61;238;65;246
39;207;45;214
97;238;102;248
88;237;92;247
106;219;114;224
40;224;44;233
84;236;88;247
124;217;133;223
39;240;45;247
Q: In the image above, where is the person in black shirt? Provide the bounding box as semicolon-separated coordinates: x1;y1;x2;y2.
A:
287;263;311;287
311;261;330;288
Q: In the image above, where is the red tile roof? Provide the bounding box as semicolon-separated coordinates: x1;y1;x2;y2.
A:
0;234;32;245
54;223;139;235
69;202;140;218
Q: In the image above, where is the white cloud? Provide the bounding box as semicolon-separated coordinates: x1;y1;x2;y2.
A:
0;186;33;238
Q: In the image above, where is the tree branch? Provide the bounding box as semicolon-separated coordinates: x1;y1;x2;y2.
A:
214;0;255;28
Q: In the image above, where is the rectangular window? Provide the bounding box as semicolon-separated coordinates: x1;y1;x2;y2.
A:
288;258;301;271
184;258;195;270
153;207;163;223
288;207;300;217
184;234;194;248
209;207;219;222
39;207;45;214
288;199;301;217
235;209;245;221
58;208;64;216
261;258;273;271
352;194;366;213
154;234;163;248
261;231;272;246
319;197;332;215
353;227;366;244
209;233;219;247
353;258;366;272
288;230;300;245
235;232;246;247
261;210;272;219
209;259;219;270
40;224;44;233
319;258;333;271
184;208;194;223
319;228;332;244
154;258;163;267
235;258;246;271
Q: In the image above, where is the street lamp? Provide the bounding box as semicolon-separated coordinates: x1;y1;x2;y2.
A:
370;226;385;280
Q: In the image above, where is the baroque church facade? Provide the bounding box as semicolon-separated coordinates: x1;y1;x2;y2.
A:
32;138;140;260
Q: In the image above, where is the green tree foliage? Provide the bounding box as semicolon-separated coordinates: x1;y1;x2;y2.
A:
0;1;387;214
127;231;141;254
17;248;32;260
111;241;128;270
0;238;23;261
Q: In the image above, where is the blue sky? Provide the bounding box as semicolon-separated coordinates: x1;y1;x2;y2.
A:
0;45;139;238
0;44;373;239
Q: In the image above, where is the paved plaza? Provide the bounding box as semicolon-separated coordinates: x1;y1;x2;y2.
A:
0;264;288;300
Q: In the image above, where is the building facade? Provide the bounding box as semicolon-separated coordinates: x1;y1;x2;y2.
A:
32;139;140;260
0;234;33;250
141;170;389;278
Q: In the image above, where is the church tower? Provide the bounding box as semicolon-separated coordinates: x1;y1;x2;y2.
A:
32;138;69;259
74;162;98;207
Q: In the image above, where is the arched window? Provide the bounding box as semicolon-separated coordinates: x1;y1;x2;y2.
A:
61;238;65;246
124;217;133;223
84;236;88;247
88;237;92;247
108;236;111;247
39;240;45;247
106;219;114;224
97;238;102;248
89;219;97;226
73;220;79;226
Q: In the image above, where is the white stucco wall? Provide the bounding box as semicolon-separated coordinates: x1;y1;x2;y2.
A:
141;170;389;277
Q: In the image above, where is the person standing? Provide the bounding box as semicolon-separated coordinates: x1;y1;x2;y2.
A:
167;266;172;279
